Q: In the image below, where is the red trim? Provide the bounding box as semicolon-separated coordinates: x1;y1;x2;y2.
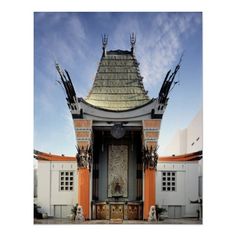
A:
159;150;202;162
34;150;76;162
34;150;202;162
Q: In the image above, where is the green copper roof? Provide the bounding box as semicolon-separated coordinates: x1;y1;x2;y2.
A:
85;50;150;111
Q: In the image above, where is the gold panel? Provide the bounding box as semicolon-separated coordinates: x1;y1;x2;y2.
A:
110;204;124;220
128;205;139;220
96;204;107;220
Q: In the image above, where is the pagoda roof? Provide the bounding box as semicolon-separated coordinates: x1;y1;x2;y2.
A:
85;49;150;111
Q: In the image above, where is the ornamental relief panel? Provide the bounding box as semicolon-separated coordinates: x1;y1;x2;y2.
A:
108;145;128;198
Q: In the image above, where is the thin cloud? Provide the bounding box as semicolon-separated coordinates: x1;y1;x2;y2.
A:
106;13;201;97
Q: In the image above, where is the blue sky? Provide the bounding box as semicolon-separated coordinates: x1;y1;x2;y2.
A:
34;12;202;156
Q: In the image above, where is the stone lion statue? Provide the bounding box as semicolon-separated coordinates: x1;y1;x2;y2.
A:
148;205;157;222
75;205;85;222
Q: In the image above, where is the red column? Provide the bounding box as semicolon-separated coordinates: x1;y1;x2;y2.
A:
78;168;90;219
144;168;156;220
142;119;160;220
73;119;92;220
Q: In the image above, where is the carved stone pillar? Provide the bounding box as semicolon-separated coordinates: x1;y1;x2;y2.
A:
73;119;93;220
142;119;160;220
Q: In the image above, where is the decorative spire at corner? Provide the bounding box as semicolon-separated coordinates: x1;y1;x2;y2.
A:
55;62;77;105
158;53;183;104
130;32;136;55
102;34;108;57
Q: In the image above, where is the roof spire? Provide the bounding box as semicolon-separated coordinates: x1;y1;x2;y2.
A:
130;32;136;55
102;34;108;57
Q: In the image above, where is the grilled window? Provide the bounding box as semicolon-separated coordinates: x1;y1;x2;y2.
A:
162;171;176;192
60;171;74;191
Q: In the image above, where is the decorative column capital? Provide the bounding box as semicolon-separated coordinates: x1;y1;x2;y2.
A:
142;146;159;170
76;146;93;171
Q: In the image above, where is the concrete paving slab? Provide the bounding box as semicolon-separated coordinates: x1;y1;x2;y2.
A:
34;218;202;225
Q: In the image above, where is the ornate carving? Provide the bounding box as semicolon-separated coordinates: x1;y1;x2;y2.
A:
76;146;92;170
111;123;126;139
142;146;159;170
108;145;128;197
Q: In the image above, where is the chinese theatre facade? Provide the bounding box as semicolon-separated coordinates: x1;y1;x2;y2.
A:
56;34;180;220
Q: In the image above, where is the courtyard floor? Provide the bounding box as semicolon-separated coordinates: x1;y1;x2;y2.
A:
34;217;202;224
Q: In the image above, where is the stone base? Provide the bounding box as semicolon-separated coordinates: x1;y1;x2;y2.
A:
109;219;123;224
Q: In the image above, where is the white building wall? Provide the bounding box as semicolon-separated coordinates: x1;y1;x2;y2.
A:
37;161;51;215
37;161;78;217
156;162;186;206
163;108;203;156
184;162;199;217
186;109;203;153
156;162;200;218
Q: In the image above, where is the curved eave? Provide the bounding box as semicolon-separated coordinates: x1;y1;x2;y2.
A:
74;97;162;122
81;98;155;113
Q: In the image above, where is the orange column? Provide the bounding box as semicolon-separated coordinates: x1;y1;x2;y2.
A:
73;119;92;220
142;119;160;220
78;168;90;219
144;168;156;220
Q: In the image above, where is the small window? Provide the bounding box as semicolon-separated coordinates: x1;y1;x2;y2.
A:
60;171;74;191
162;171;176;192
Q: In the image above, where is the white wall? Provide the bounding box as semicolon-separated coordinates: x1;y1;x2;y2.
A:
156;162;200;217
37;161;78;217
50;162;77;206
37;161;51;215
163;108;203;156
186;109;203;153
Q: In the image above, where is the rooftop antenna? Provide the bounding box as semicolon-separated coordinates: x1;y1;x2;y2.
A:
130;32;136;55
102;34;108;57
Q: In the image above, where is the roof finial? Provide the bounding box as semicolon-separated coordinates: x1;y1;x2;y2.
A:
102;34;108;57
130;32;136;55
